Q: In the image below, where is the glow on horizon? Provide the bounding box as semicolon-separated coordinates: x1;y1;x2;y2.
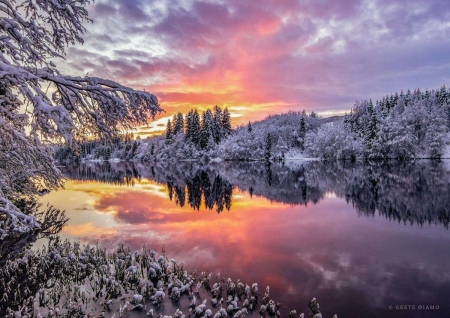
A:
58;0;450;136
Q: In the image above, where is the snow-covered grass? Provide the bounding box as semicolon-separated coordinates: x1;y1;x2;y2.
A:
1;239;329;318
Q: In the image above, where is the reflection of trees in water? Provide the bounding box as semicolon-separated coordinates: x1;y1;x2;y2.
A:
61;160;450;228
62;161;233;212
62;161;140;186
305;161;450;229
167;171;232;212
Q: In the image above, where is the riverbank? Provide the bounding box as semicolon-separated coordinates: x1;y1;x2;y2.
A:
1;238;328;318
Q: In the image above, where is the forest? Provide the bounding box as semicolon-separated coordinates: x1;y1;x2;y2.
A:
54;86;450;162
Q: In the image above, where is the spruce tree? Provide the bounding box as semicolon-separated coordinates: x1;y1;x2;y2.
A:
247;121;253;133
364;100;379;158
221;107;232;137
213;105;223;143
192;109;201;146
173;112;184;135
265;132;272;162
200;110;213;149
300;116;306;134
299;115;307;149
165;119;173;144
185;110;193;142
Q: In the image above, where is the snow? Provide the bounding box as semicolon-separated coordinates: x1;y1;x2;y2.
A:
56;86;450;164
0;0;162;244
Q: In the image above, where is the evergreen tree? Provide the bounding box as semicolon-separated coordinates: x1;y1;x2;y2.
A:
192;110;201;146
185;109;201;146
265;132;272;162
173;112;184;135
247;121;253;133
364;99;379;158
213;105;223;143
185;110;194;141
221;107;232;137
300;115;306;135
299;114;307;149
165;119;173;144
200;110;214;149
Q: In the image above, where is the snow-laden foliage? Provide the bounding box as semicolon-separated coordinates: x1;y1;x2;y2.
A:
306;86;450;160
55;110;323;162
305;121;363;160
55;85;450;163
0;238;325;317
215;111;320;161
0;1;162;238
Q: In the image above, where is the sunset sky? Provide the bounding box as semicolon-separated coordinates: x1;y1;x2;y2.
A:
61;0;450;135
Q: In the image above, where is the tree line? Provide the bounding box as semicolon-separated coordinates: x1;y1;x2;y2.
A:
306;85;450;160
166;105;232;149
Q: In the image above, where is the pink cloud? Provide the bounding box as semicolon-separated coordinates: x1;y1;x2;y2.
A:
63;0;450;124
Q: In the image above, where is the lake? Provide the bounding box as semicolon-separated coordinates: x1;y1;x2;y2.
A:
40;160;450;318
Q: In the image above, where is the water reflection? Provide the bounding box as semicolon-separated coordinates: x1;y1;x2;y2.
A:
62;160;450;228
45;160;450;317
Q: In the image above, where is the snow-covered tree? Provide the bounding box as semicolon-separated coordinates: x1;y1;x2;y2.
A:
186;109;201;146
0;0;162;238
200;109;214;149
325;86;450;160
221;107;232;137
265;133;272;162
166;119;173;143
173;112;184;135
212;105;223;143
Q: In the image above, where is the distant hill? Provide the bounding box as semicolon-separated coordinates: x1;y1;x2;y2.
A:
321;115;344;123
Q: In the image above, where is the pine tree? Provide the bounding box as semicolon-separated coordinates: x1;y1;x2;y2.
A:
213;105;223;143
185;110;193;142
185;109;201;146
221;107;232;137
172;114;178;133
265;132;272;162
247;121;253;133
173;112;184;135
165;119;173;144
364;99;379;158
200;109;214;149
299;114;307;150
192;110;201;146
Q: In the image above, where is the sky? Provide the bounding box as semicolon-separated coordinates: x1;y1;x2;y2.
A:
60;0;450;135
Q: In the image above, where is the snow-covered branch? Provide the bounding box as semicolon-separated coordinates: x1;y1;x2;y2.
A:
0;0;162;237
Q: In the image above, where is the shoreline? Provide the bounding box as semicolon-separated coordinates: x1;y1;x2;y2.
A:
1;239;329;318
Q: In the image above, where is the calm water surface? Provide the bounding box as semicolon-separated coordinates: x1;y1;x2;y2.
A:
41;161;450;318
